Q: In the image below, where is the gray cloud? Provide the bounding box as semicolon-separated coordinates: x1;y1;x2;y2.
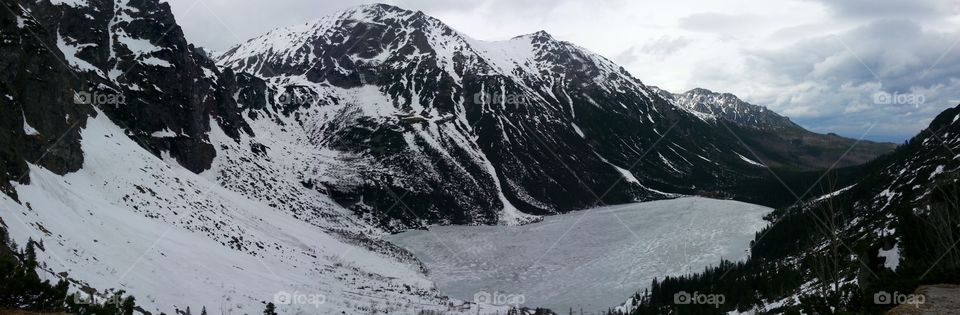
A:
164;0;960;141
641;36;692;56
165;0;625;50
614;36;691;65
805;0;960;20
678;13;769;36
741;19;960;139
166;0;365;51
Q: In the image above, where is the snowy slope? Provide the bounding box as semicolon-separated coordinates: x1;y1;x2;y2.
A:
1;111;510;314
1;1;518;313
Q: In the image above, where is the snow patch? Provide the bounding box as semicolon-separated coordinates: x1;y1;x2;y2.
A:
150;128;178;138
571;123;585;138
48;0;88;7
814;184;856;202
929;165;945;179
140;56;172;67
56;33;100;73
23;116;40;136
734;152;765;167
879;245;901;271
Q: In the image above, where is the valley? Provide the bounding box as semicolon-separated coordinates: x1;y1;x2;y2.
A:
1;1;956;314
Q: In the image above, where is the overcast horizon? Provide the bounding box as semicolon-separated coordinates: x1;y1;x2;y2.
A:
165;0;960;143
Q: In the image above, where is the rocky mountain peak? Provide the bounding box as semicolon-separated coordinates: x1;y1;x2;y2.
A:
513;30;555;42
674;87;797;130
338;3;433;24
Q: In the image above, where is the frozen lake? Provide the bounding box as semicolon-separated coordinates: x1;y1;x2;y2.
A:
385;197;772;313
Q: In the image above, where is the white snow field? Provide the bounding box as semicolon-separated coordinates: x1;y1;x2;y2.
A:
0;111;509;315
386;197;772;313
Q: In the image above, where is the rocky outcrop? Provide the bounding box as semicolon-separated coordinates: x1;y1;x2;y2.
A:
0;0;94;200
1;0;254;192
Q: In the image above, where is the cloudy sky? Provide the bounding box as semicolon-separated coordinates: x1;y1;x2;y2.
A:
164;0;960;142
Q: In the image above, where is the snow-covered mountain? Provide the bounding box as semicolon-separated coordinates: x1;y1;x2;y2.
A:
214;3;898;228
0;1;905;314
655;87;799;130
653;86;897;170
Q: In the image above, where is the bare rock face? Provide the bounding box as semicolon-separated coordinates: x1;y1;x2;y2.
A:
0;0;94;200
0;0;255;198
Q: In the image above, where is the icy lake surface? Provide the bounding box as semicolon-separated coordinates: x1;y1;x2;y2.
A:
385;197;772;313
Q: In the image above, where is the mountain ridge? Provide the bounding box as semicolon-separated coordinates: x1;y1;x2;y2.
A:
213;3;898;230
652;85;898;170
626;103;960;314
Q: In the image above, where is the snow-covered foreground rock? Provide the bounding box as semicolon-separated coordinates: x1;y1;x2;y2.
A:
386;197;772;313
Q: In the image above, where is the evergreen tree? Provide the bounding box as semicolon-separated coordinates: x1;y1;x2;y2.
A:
122;295;136;315
1;227;139;315
24;238;38;271
263;302;278;315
